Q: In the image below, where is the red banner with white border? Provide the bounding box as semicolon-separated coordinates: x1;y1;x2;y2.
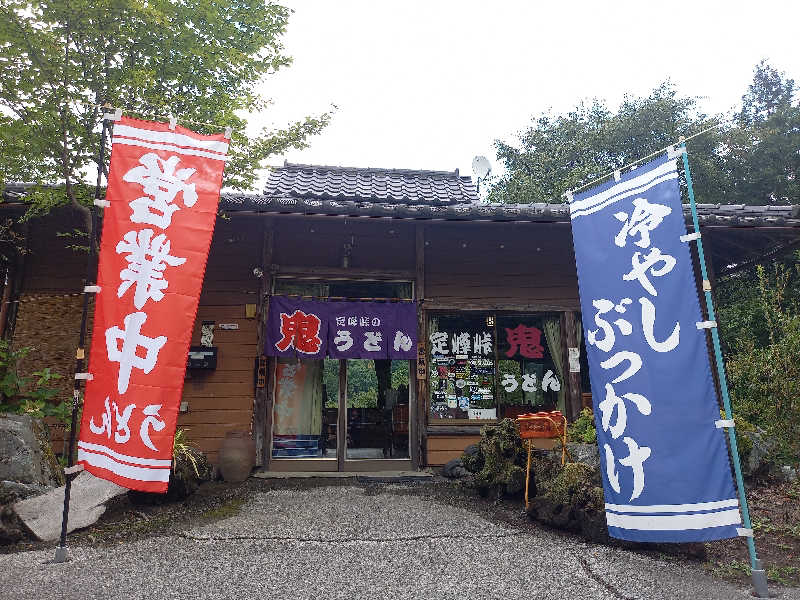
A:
77;116;228;492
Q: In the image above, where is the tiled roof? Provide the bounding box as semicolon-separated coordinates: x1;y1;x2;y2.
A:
262;163;479;205
3;182;799;227
221;194;800;227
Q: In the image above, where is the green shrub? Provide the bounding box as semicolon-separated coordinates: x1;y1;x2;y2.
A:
726;264;800;467
568;408;597;444
0;340;67;422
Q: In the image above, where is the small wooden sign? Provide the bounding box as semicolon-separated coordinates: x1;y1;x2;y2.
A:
416;342;427;380
256;356;267;388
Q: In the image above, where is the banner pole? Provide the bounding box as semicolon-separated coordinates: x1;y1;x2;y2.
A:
679;141;770;598
53;117;108;563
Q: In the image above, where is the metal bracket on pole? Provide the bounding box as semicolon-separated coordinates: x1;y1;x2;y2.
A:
103;108;122;121
74;372;93;381
564;190;574;203
64;464;84;476
93;199;110;208
168;116;177;130
613;170;621;182
737;527;754;537
752;559;770;598
83;285;101;293
52;546;71;563
667;145;687;159
715;419;735;429
695;320;717;329
224;126;233;139
702;279;712;292
680;232;701;242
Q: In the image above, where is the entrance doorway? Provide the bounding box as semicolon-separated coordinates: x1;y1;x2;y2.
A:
270;357;411;470
267;277;414;472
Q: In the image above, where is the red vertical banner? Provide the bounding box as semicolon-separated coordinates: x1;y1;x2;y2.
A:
77;116;228;492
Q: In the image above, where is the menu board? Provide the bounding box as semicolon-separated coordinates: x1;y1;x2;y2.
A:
428;324;495;420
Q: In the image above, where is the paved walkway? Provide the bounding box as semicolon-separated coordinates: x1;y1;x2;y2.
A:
1;485;795;600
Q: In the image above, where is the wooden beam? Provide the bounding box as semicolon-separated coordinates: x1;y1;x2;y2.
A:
271;265;414;282
422;300;580;312
425;426;484;436
408;358;419;469
253;220;274;467
415;224;428;468
563;311;581;422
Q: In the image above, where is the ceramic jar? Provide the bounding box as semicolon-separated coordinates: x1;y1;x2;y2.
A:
218;431;256;482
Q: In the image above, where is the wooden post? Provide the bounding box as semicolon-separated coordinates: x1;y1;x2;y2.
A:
415;225;427;468
563;311;581;422
0;266;12;339
253;219;274;467
699;228;724;405
337;359;347;471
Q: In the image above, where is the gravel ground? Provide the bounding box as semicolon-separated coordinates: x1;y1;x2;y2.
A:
1;484;796;600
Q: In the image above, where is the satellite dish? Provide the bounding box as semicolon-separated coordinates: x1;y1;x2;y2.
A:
472;155;491;179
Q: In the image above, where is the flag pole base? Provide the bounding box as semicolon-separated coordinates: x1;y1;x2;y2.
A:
751;559;771;598
52;545;71;563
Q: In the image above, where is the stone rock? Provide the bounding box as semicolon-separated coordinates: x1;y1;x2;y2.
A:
461;444;484;473
0;480;50;505
441;458;469;479
12;470;126;541
0;503;31;545
526;461;609;543
0;413;64;487
564;443;600;469
740;429;776;478
779;465;798;482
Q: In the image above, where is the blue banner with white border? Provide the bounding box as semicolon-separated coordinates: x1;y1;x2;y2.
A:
570;154;741;542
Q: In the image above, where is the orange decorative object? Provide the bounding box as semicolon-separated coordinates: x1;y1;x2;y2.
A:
516;411;565;439
517;410;569;509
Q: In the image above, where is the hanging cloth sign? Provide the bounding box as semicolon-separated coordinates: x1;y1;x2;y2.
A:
77;116;228;492
264;297;417;360
569;154;741;542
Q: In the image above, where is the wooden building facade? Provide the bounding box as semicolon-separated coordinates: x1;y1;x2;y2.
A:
3;165;799;471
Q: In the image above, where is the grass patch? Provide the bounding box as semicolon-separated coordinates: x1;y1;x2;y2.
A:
200;496;246;520
768;566;800;586
709;560;751;579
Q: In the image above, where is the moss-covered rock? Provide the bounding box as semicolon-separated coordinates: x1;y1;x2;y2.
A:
460;419;528;498
526;461;609;543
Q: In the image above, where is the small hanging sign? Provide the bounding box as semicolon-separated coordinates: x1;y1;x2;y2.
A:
568;347;581;373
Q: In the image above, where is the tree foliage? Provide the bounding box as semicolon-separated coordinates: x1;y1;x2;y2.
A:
723;260;800;465
489;61;799;206
0;0;332;223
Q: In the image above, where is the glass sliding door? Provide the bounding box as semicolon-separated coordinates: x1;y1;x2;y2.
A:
345;359;410;460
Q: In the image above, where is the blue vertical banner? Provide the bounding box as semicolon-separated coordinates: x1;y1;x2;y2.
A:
570;154;741;542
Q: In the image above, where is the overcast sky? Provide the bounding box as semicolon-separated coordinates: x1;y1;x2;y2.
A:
250;0;799;187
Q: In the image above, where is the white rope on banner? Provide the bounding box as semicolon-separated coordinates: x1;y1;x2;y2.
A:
76;101;238;134
564;122;725;199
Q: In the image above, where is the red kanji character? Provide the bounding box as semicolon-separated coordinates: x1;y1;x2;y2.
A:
505;324;544;358
276;310;322;354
